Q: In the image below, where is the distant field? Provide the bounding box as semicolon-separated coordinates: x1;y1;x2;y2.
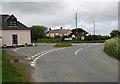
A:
0;48;2;83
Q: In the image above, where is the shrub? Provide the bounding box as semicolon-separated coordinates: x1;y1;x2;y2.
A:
104;38;120;60
37;37;62;43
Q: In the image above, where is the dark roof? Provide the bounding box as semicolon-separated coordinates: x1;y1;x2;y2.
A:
69;33;76;37
0;14;29;30
49;29;71;34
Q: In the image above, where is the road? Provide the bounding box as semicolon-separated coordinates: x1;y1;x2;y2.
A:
14;43;118;82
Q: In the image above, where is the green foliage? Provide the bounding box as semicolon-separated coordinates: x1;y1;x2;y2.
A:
86;34;110;41
104;38;120;60
72;40;105;43
31;25;48;42
71;28;88;36
2;50;29;82
38;37;62;43
110;29;120;38
54;42;73;47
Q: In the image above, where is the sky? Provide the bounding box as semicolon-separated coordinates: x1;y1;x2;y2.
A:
1;0;119;35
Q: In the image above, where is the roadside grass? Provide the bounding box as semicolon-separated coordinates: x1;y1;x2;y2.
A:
2;50;29;83
104;37;120;60
54;42;73;48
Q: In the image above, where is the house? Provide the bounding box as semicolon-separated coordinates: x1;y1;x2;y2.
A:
0;14;31;47
46;27;72;38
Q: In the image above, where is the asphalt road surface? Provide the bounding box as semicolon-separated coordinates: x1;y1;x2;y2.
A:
15;43;118;82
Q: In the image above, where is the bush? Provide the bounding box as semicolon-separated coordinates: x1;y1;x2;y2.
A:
72;40;105;43
104;38;120;60
37;37;62;43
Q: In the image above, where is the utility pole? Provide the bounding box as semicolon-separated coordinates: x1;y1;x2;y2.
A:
93;20;95;42
94;20;95;35
75;13;77;35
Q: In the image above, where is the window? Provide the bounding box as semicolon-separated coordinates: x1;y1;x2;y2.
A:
9;21;17;26
12;35;18;44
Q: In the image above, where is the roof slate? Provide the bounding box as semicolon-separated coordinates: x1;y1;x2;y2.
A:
0;14;29;30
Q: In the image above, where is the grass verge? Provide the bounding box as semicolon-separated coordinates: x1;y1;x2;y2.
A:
104;37;120;60
2;50;30;83
54;42;73;48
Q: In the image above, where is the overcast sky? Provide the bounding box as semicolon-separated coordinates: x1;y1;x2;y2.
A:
1;0;119;35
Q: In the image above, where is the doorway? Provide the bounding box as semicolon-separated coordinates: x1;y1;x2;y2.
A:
12;34;18;44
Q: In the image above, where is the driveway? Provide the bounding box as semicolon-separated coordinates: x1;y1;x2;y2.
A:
14;43;118;82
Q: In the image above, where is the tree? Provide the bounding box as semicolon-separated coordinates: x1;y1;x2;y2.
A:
31;25;48;42
86;34;92;41
97;34;102;40
110;29;120;38
71;28;88;36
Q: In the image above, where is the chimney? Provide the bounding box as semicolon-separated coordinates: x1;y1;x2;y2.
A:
60;27;62;29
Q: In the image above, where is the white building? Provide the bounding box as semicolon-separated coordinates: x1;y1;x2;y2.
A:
0;14;31;47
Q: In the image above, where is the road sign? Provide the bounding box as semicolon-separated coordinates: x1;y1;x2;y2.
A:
81;37;85;40
64;38;72;41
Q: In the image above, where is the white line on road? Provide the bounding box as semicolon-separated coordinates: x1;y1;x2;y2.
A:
75;48;83;55
30;47;68;68
13;47;23;51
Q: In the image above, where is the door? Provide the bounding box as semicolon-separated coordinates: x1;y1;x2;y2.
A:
12;34;18;44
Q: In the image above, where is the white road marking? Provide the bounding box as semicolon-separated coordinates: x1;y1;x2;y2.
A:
32;61;35;64
75;48;83;55
30;63;35;67
30;47;68;68
32;50;49;58
14;48;22;51
34;59;37;62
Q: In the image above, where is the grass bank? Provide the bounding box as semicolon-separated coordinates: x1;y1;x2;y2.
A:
2;50;30;83
104;37;120;60
54;42;73;48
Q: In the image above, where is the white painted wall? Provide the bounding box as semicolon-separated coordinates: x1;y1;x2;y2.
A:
0;30;31;46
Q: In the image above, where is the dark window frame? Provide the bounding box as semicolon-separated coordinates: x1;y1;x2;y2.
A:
12;34;18;44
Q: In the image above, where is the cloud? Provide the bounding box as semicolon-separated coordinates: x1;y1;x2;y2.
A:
1;1;118;35
1;0;119;2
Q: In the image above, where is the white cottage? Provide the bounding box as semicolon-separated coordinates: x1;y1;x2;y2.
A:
0;14;31;47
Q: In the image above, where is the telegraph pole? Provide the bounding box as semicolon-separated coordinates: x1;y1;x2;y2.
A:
75;13;77;35
93;20;95;42
94;20;95;35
